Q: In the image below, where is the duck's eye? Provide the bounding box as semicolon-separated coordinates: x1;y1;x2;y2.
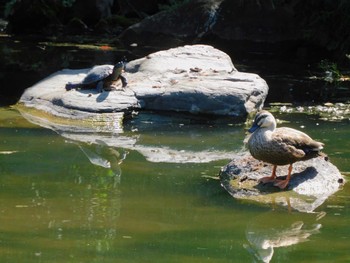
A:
255;114;269;125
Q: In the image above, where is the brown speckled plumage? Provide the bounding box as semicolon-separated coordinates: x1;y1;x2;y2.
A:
246;110;324;189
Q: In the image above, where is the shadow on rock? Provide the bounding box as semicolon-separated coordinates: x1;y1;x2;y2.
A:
290;166;318;187
96;91;110;102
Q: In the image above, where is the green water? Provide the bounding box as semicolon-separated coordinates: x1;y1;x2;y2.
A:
0;107;349;263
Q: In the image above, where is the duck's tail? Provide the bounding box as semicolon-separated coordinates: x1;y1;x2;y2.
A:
303;141;326;161
310;141;324;151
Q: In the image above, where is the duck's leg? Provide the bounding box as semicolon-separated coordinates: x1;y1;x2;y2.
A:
274;164;293;189
258;165;277;184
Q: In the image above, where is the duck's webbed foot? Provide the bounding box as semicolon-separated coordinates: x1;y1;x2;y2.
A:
273;179;290;189
273;164;293;189
259;176;276;184
258;165;277;184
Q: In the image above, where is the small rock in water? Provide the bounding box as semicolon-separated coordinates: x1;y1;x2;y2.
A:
219;152;344;212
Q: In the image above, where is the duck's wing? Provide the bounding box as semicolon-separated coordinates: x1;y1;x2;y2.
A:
272;127;323;159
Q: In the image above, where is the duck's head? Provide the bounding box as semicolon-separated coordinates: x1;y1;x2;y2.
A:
248;110;276;133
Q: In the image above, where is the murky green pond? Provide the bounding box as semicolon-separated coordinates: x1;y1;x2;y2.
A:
0;106;349;263
1;34;350;262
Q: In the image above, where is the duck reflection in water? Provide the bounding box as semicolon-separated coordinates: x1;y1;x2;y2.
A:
244;211;322;263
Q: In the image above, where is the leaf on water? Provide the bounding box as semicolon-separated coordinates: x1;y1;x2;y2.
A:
15;205;29;208
0;151;19;154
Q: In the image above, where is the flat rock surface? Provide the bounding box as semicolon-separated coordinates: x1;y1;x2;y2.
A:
220;152;345;212
19;45;268;125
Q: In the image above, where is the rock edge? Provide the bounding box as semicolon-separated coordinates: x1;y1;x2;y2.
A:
219;152;344;212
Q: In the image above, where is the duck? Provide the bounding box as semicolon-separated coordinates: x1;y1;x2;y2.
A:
246;110;324;189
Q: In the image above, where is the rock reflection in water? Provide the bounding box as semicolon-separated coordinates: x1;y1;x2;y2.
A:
72;139;128;181
18;108;238;165
244;211;322;263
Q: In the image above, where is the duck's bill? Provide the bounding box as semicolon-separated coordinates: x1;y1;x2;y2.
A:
248;123;259;133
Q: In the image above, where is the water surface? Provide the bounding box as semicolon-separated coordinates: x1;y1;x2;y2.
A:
0;107;349;262
1;34;350;262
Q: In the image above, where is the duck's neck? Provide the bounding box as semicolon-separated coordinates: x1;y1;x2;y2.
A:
267;123;276;132
259;124;276;138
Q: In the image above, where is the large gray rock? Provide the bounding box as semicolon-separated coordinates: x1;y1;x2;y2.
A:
126;45;267;117
19;45;268;128
220;152;345;212
120;0;349;60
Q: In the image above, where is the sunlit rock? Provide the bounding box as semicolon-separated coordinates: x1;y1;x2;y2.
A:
220;152;345;212
18;67;139;129
126;45;268;117
19;44;268;126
